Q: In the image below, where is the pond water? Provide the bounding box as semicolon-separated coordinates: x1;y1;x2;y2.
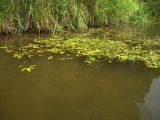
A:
0;27;160;120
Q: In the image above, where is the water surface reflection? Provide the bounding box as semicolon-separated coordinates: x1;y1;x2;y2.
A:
138;77;160;120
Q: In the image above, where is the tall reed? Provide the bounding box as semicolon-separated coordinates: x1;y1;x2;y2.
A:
0;0;151;33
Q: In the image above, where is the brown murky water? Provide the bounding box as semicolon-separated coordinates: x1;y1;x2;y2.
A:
0;27;160;120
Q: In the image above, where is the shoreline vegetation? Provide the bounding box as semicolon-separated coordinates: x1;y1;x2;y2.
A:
0;0;159;34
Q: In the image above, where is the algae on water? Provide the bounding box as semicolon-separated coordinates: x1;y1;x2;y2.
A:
1;29;160;71
13;34;160;69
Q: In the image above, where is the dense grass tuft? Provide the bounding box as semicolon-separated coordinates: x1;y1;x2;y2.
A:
0;0;155;33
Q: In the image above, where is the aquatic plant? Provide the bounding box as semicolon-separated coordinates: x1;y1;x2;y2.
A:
9;30;160;69
1;28;160;71
19;65;37;72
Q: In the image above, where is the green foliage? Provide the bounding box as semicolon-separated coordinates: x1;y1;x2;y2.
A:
144;0;160;22
0;0;153;33
2;28;160;69
146;0;160;15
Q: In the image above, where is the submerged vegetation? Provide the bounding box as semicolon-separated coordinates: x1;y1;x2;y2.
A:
0;0;158;33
